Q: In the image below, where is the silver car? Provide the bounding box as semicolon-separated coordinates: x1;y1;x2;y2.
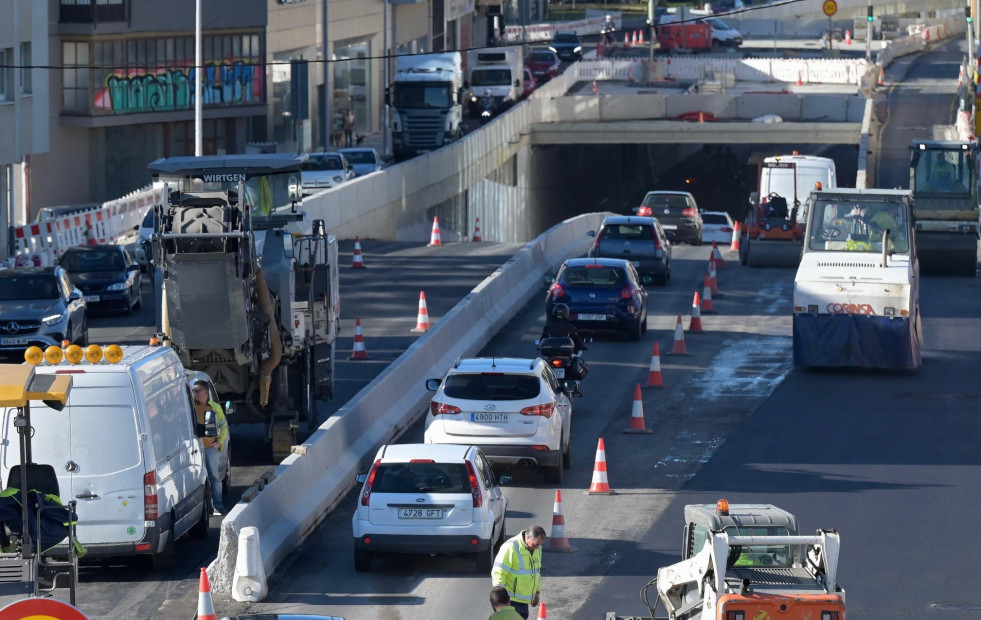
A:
0;267;88;355
301;152;356;192
338;148;384;177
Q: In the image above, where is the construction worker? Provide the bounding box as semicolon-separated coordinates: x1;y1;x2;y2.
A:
192;380;229;515
488;586;523;620
491;526;546;619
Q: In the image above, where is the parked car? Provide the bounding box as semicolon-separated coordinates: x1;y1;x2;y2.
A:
588;215;672;286
301;152;355;192
338;147;384;177
549;32;583;62
637;191;704;245
424;357;573;484
525;49;561;82
186;370;233;495
59;245;141;315
701;210;736;244
546;257;649;341
0;267;87;355
133;208;156;271
521;66;536;98
352;443;510;572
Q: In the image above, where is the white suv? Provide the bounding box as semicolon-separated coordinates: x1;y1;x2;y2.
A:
424;358;572;484
352;443;509;573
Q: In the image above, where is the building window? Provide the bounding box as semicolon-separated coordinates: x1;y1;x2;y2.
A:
62;41;91;113
19;43;31;94
0;49;12;101
60;0;127;24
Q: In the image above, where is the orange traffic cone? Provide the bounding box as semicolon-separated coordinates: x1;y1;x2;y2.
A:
198;568;217;620
707;257;720;297
845;29;852;44
668;313;688;355
729;221;741;252
349;318;369;360
624;383;653;434
473;217;483;242
588;438;613;494
631;30;638;46
546;490;576;552
701;277;717;314
638;29;645;45
351;237;367;269
538;602;549;620
689;291;705;334
877;67;884;86
796;70;804;86
644;342;665;388
712;241;726;268
428;216;442;247
592;79;599;95
624;32;630;46
410;291;431;332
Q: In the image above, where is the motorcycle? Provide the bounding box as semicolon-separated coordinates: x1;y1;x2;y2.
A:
537;336;589;397
477;90;496;125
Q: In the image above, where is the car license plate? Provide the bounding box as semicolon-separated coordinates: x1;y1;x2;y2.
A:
472;412;509;423
553;368;565;378
578;313;607;321
661;224;677;230
398;508;443;519
0;337;29;346
84;295;100;302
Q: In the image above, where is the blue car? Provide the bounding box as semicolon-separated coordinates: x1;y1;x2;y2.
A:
546;258;649;341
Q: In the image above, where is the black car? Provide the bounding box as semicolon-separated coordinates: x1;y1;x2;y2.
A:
637;191;703;245
588;216;672;285
59;245;142;314
549;32;583;62
546;258;649;341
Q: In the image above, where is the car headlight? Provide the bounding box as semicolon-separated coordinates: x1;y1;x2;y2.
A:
548;46;557;53
574;46;582;52
107;282;128;291
333;176;343;183
41;313;65;326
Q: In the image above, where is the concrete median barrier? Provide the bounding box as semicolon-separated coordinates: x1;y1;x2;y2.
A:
208;211;613;593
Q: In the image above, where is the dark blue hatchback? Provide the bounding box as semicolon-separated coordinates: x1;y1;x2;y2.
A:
546;258;649;341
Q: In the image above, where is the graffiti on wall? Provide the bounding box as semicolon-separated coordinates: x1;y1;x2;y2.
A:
93;61;264;114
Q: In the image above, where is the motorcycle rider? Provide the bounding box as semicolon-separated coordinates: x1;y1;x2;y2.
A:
541;304;588;353
602;15;616;45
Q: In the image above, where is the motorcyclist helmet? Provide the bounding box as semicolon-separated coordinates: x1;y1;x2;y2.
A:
552;303;570;320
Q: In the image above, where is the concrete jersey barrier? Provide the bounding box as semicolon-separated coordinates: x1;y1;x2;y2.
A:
207;211;614;593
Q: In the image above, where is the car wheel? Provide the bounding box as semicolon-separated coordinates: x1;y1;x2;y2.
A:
543;458;564;485
151;519;176;571
354;548;372;572
189;486;211;539
628;318;642;342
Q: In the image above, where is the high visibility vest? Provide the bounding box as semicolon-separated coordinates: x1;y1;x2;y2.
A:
491;532;542;604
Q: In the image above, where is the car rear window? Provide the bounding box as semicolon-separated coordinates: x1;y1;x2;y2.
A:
600;224;652;240
562;266;624;285
642;194;691;212
528;52;553;61
373;461;469;493
702;213;730;225
443;373;541;400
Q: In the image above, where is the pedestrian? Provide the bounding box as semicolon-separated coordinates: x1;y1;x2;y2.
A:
192;380;229;515
491;525;546;620
488;586;523;620
344;108;356;148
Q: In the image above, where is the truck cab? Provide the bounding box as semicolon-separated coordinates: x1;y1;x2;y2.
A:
391;52;464;161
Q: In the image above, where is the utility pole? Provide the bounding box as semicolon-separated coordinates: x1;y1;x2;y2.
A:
322;0;330;151
383;0;390;159
865;1;873;63
194;0;202;156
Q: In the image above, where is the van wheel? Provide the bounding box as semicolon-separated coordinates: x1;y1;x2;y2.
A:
151;521;176;571
354;549;372;572
189;488;211;539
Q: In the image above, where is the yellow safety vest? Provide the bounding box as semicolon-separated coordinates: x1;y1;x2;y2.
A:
491;532;542;604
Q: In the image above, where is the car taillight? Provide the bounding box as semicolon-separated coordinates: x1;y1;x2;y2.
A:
549;283;565;299
682;207;697;217
361;459;380;506
430;401;462;416
721;226;733;233
637;206;652;216
621;284;637;299
520;403;554;418
144;471;158;520
551;359;564;367
465;460;483;507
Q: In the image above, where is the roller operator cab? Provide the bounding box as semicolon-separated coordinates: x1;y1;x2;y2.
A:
793;189;923;370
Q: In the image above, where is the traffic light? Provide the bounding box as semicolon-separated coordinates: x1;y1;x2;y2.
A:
867;5;874;22
967;4;973;23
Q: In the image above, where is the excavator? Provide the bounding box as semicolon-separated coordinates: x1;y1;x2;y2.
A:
740;153;837;268
606;500;846;620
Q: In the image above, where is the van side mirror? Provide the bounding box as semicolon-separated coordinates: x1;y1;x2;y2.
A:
202;410;219;438
288;174;301;204
497;474;512;486
425;378;441;391
224;401;235;416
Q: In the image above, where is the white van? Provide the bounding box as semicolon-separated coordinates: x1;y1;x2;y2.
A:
0;344;214;571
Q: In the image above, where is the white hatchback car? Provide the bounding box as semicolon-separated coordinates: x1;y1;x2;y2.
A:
701;210;736;244
352;443;509;573
424;357;572;484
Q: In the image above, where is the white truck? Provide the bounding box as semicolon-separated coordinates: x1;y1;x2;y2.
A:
390;52;464;162
466;46;523;119
793;188;923;370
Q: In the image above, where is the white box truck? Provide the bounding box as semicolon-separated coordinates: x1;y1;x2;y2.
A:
390;52;465;162
466;47;523;119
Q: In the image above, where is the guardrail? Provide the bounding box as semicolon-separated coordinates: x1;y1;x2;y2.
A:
207;211;613;594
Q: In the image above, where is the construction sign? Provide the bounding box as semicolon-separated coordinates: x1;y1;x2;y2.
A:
0;598;89;619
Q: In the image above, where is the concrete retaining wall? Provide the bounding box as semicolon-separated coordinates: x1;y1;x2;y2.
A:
207;211;612;593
